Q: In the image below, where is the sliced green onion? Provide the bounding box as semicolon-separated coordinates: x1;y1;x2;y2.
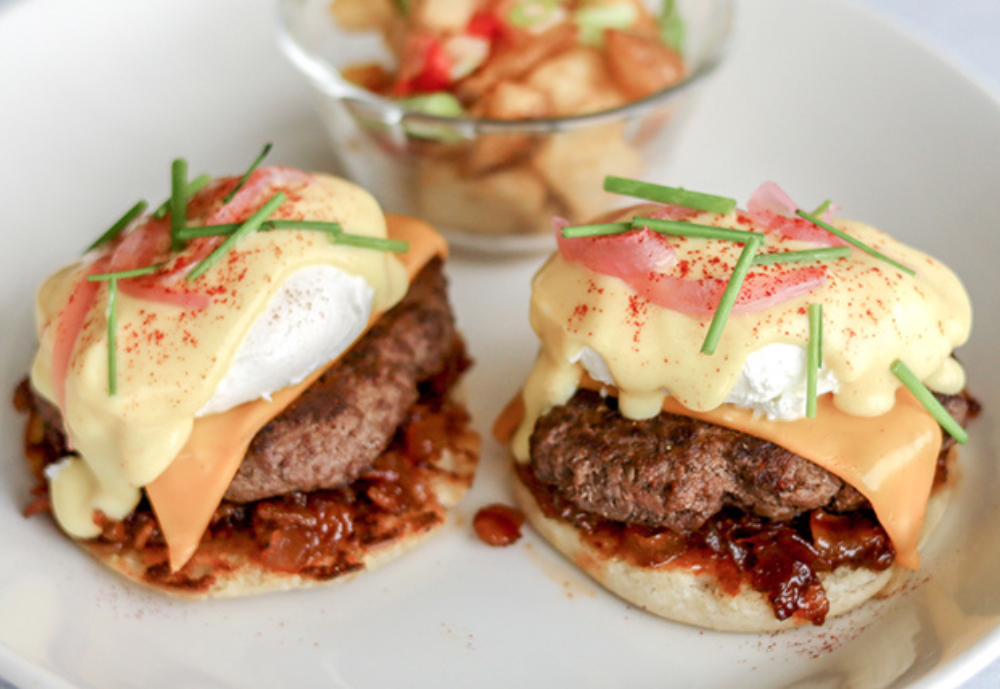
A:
806;303;822;418
633;217;764;244
393;0;410;15
330;232;409;253
561;222;633;238
170;158;188;252
811;199;832;217
395;93;464;118
87;264;162;282
574;4;638;45
604;176;736;215
85;200;148;253
753;246;852;265
106;278;118;396
795;209;915;276
890;360;968;444
223;143;273;204
187;192;287;282
153;174;210;220
659;0;685;51
700;236;763;355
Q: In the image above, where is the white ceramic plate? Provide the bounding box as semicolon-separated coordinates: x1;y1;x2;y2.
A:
1;0;999;687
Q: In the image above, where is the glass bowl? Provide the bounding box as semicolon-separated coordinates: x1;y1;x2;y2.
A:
277;0;735;253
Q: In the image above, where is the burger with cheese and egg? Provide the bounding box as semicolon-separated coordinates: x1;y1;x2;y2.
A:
495;177;978;631
15;152;479;598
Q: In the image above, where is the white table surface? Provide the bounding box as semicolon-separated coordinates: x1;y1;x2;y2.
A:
0;0;997;687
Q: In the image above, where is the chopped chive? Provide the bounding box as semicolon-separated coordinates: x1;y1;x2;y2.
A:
700;236;763;355
753;247;852;265
811;199;832;217
561;222;633;238
223;143;272;204
85;200;148;253
574;4;638;46
176;220;345;240
175;223;243;239
170;158;188;252
633;217;764;244
330;232;410;253
795;209;915;276
106;278;118;396
806;303;822;418
153;174;210;219
604;176;737;215
87;264;163;281
187;192;287;282
890;360;968;444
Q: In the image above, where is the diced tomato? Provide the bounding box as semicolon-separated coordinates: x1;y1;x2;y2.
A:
466;10;504;41
393;35;453;95
555;217;677;280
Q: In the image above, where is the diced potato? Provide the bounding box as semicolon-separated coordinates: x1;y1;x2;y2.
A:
411;0;478;33
417;159;551;235
481;81;550;120
329;0;394;31
523;46;626;116
462;82;551;172
464;133;535;175
340;63;394;93
532;123;642;221
455;23;577;103
604;29;685;101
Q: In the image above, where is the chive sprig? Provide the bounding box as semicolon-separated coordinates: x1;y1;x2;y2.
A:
700;235;763;355
153;174;210;219
223;143;272;204
186;192;287;282
169;158;189;252
87;265;163;282
890;360;968;444
795;209;914;276
605;175;737;215
806;303;823;418
86;200;148;253
633;217;764;244
106;278;119;396
753;247;851;265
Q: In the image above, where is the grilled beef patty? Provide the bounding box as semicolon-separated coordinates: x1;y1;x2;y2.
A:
529;388;977;534
224;257;460;502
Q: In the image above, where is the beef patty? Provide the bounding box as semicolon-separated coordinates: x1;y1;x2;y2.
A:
225;257;461;502
529;388;977;535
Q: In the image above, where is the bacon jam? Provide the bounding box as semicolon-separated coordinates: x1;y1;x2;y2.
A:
15;369;477;597
473;503;525;547
517;464;896;626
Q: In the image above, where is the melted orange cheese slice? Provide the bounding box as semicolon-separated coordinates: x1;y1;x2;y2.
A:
147;215;447;571
495;386;941;569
